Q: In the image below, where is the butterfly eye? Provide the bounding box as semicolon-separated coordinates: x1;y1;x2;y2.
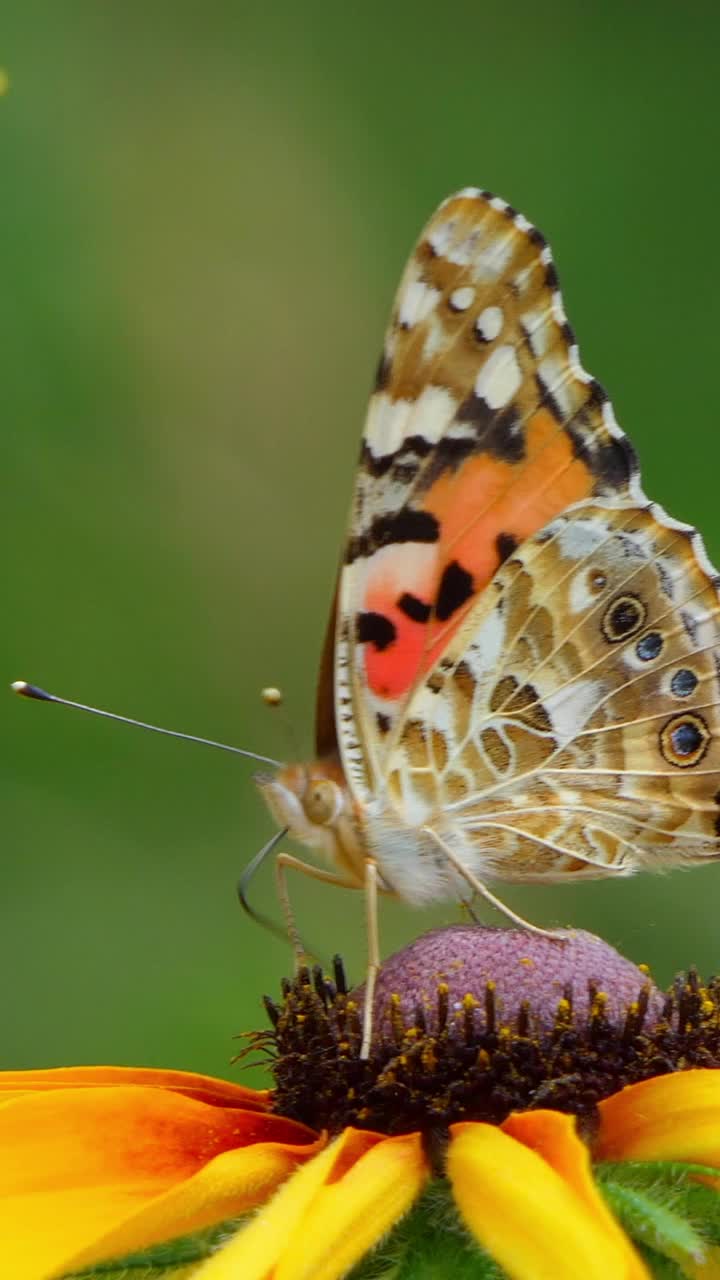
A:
303;779;343;826
601;593;647;643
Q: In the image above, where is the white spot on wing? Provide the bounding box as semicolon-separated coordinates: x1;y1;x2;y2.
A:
568;568;603;615
537;353;573;416
468;606;506;682
447;232;482;266
399;281;441;329
428;219;454;256
556;517;607;561
364;393;414;455
473;234;514;282
475;305;503;342
544;679;603;748
450;285;475;311
422;315;447;362
521;305;552;357
474;345;521;409
409;384;458;444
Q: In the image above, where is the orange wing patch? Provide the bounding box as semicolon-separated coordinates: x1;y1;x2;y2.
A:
362;409;594;700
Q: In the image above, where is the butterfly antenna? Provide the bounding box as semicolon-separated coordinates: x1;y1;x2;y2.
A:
10;681;283;768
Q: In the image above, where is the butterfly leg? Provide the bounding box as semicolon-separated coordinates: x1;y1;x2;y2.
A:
361;857;380;1060
459;897;481;924
274;851;381;1059
274;851;363;967
420;827;569;940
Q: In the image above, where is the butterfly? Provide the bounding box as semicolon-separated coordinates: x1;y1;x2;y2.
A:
255;188;720;1053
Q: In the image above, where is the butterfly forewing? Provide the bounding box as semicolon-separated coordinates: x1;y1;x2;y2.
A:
332;189;644;800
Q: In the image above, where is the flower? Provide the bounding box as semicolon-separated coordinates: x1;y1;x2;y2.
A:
6;928;720;1280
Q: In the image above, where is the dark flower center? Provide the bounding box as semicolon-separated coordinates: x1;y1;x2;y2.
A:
243;926;720;1141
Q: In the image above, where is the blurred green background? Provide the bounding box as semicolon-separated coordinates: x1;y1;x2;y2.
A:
4;3;720;1084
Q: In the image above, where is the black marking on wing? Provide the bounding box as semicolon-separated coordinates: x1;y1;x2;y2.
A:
356;612;396;651
569;423;637;493
544;260;560;290
496;532;519;565
374;353;392;391
418;433;477;487
347;508;440;562
435;561;474;622
398;592;432;623
534;372;563;424
361;435;433;480
454;396;525;463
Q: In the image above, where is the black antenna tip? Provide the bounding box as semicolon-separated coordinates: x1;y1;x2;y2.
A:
10;681;53;702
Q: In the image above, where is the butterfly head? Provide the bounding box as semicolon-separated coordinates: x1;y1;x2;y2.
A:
254;757;363;870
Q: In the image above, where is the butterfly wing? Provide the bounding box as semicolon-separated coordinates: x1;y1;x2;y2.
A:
327;189;642;799
385;500;720;880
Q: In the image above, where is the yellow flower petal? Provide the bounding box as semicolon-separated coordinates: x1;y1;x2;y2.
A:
449;1112;649;1280
0;1070;319;1280
196;1127;429;1280
596;1069;720;1165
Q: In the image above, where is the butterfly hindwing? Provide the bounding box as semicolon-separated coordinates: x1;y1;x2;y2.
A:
386;500;720;880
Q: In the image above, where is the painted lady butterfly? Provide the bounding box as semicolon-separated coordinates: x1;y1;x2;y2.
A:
256;189;720;1052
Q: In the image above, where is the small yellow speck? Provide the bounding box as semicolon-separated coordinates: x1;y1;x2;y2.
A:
519;956;534;967
0;70;10;96
261;686;283;707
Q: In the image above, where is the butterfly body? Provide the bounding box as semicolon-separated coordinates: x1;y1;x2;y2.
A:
257;188;720;945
